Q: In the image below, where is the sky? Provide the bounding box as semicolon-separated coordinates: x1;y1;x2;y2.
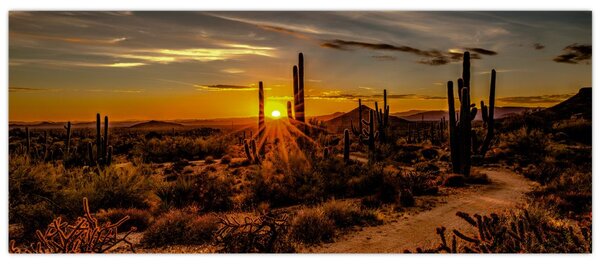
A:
9;11;591;122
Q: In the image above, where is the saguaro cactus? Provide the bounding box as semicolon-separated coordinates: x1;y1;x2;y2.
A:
446;51;497;176
478;69;496;156
375;89;390;142
25;127;30;155
297;53;305;124
64;121;71;155
343;129;350;163
287;101;293;119
96;113;101;161
360;110;378;151
258;81;265;138
351;99;363;137
103;116;109;160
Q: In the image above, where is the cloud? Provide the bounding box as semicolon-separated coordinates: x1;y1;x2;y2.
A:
9;86;60;93
10;59;146;68
372;55;397;61
497;94;574;104
465;47;498;55
11;32;127;45
258;25;310;39
194;84;265;92
533;43;545;50
221;68;245;74
320;39;495;66
553;43;591;64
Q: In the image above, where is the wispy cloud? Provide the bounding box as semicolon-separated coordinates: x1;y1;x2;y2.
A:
372;55;397;61
194;84;268;92
321;39;496;66
497;94;574;104
9;86;61;93
533;43;545;50
553;43;591;64
221;68;245;74
11;32;127;45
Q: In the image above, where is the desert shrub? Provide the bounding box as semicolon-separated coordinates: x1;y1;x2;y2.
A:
420;147;439;160
522;160;562;185
71;165;156;212
96;208;153;232
290;208;335;244
399;189;415;207
135;135;226;163
215;213;294;253
10;198;136;253
142;209;219;247
10;202;54;242
443;174;465;187
220;154;232;164
553;118;591;144
498;127;548;165
347;163;386;197
530;171;591;217
398;170;439;196
465;171;490;184
414;161;440;173
205;156;215;164
321;200;381;228
412;207;591;253
156;172;235;211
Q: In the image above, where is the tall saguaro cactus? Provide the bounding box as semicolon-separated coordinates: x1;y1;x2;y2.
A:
375;89;390;142
287;101;293;119
96;113;101;161
258;81;265;138
297;53;305;124
478;69;496;156
447;52;497;176
64;121;72;156
360;110;378;151
351;99;363;137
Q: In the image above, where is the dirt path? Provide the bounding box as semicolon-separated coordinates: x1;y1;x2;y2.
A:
309;167;536;253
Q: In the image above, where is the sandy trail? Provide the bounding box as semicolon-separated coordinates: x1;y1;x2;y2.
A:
309;168;535;253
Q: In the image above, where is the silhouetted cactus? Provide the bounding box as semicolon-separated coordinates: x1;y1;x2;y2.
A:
258;81;265;138
103;116;109;160
106;146;113;165
350;99;363;137
64;121;71;156
343;129;350;163
96;113;101;161
244;139;261;164
375;89;390;142
25;127;30;155
447;52;497;175
478;69;496;156
287;101;293;119
360;110;378;152
297;53;305;124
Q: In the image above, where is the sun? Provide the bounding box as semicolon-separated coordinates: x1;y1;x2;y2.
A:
271;110;281;119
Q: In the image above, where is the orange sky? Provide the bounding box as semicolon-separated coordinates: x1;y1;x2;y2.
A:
9;11;591;122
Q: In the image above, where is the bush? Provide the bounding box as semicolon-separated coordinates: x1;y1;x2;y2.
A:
96;208;153;231
399;189;415;207
553;118;591;144
205;156;215;164
531;171;591;217
499;128;548;166
465;171;490;184
156;172;235;211
522;160;561;185
290;208;335;244
443;174;465;187
321;200;381;228
142;209;220;247
220;155;232;164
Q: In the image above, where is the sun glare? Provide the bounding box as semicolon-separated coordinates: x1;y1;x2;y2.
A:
271;110;281;118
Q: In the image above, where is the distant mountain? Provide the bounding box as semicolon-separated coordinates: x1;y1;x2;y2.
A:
394;106;535;121
311;112;344;122
9;121;63;128
535;87;591;121
129;120;184;129
325;105;409;133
